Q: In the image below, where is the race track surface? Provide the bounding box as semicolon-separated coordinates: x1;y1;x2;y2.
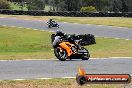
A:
0;58;132;80
0;17;132;40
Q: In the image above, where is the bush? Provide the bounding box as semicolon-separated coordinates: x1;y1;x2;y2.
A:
80;6;97;12
0;0;10;9
27;0;45;10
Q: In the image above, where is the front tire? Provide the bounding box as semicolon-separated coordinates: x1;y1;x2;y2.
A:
48;25;51;28
57;24;59;28
81;48;90;60
54;47;67;61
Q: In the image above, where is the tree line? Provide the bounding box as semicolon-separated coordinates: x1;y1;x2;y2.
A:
0;0;132;12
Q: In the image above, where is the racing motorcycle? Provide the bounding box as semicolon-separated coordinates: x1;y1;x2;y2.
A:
47;20;59;28
52;31;90;61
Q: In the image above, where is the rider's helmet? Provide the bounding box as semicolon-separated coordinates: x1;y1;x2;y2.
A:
56;30;64;36
49;19;53;22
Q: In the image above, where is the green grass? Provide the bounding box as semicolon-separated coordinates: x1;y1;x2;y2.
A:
0;26;52;52
0;26;132;60
86;38;132;58
0;26;54;60
0;78;126;88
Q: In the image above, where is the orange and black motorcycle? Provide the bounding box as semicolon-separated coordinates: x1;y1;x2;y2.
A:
52;31;90;61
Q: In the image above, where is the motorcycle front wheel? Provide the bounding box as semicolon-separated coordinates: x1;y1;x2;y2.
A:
54;47;67;61
81;48;90;60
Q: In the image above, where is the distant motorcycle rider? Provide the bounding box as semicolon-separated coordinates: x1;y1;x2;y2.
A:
47;19;59;28
49;19;54;25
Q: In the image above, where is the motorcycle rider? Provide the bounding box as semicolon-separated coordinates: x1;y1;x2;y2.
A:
53;30;80;48
48;19;53;26
48;19;59;28
53;30;65;47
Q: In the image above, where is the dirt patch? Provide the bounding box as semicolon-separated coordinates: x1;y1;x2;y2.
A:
0;78;131;88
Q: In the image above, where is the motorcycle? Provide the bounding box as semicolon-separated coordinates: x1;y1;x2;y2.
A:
47;21;59;28
52;32;90;61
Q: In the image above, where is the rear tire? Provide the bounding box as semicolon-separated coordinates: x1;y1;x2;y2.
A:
54;47;67;61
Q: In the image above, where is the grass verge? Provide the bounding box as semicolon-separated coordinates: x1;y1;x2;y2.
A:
0;26;132;60
0;15;132;28
0;78;131;88
53;17;132;28
87;37;132;58
0;26;54;60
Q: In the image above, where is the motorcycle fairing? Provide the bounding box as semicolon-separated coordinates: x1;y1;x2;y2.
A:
59;42;74;56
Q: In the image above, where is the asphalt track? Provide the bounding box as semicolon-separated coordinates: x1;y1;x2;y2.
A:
0;17;132;80
0;58;132;80
0;17;132;40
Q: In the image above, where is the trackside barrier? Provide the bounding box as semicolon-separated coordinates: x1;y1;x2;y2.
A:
0;10;132;17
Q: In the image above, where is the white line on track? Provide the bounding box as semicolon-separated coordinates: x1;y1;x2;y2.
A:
97;25;105;27
23;59;57;61
0;57;132;62
13;79;25;81
2;25;7;26
24;19;30;21
125;39;130;40
33;29;38;30
0;59;57;62
36;78;53;80
49;31;54;32
73;23;79;24
86;24;92;25
12;77;76;81
111;57;132;59
41;30;45;31
63;22;68;23
103;37;108;39
18;27;23;29
115;38;121;40
62;77;76;79
26;28;31;29
12;18;17;19
5;75;132;81
38;20;43;22
0;17;5;18
10;26;15;27
1;25;50;32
